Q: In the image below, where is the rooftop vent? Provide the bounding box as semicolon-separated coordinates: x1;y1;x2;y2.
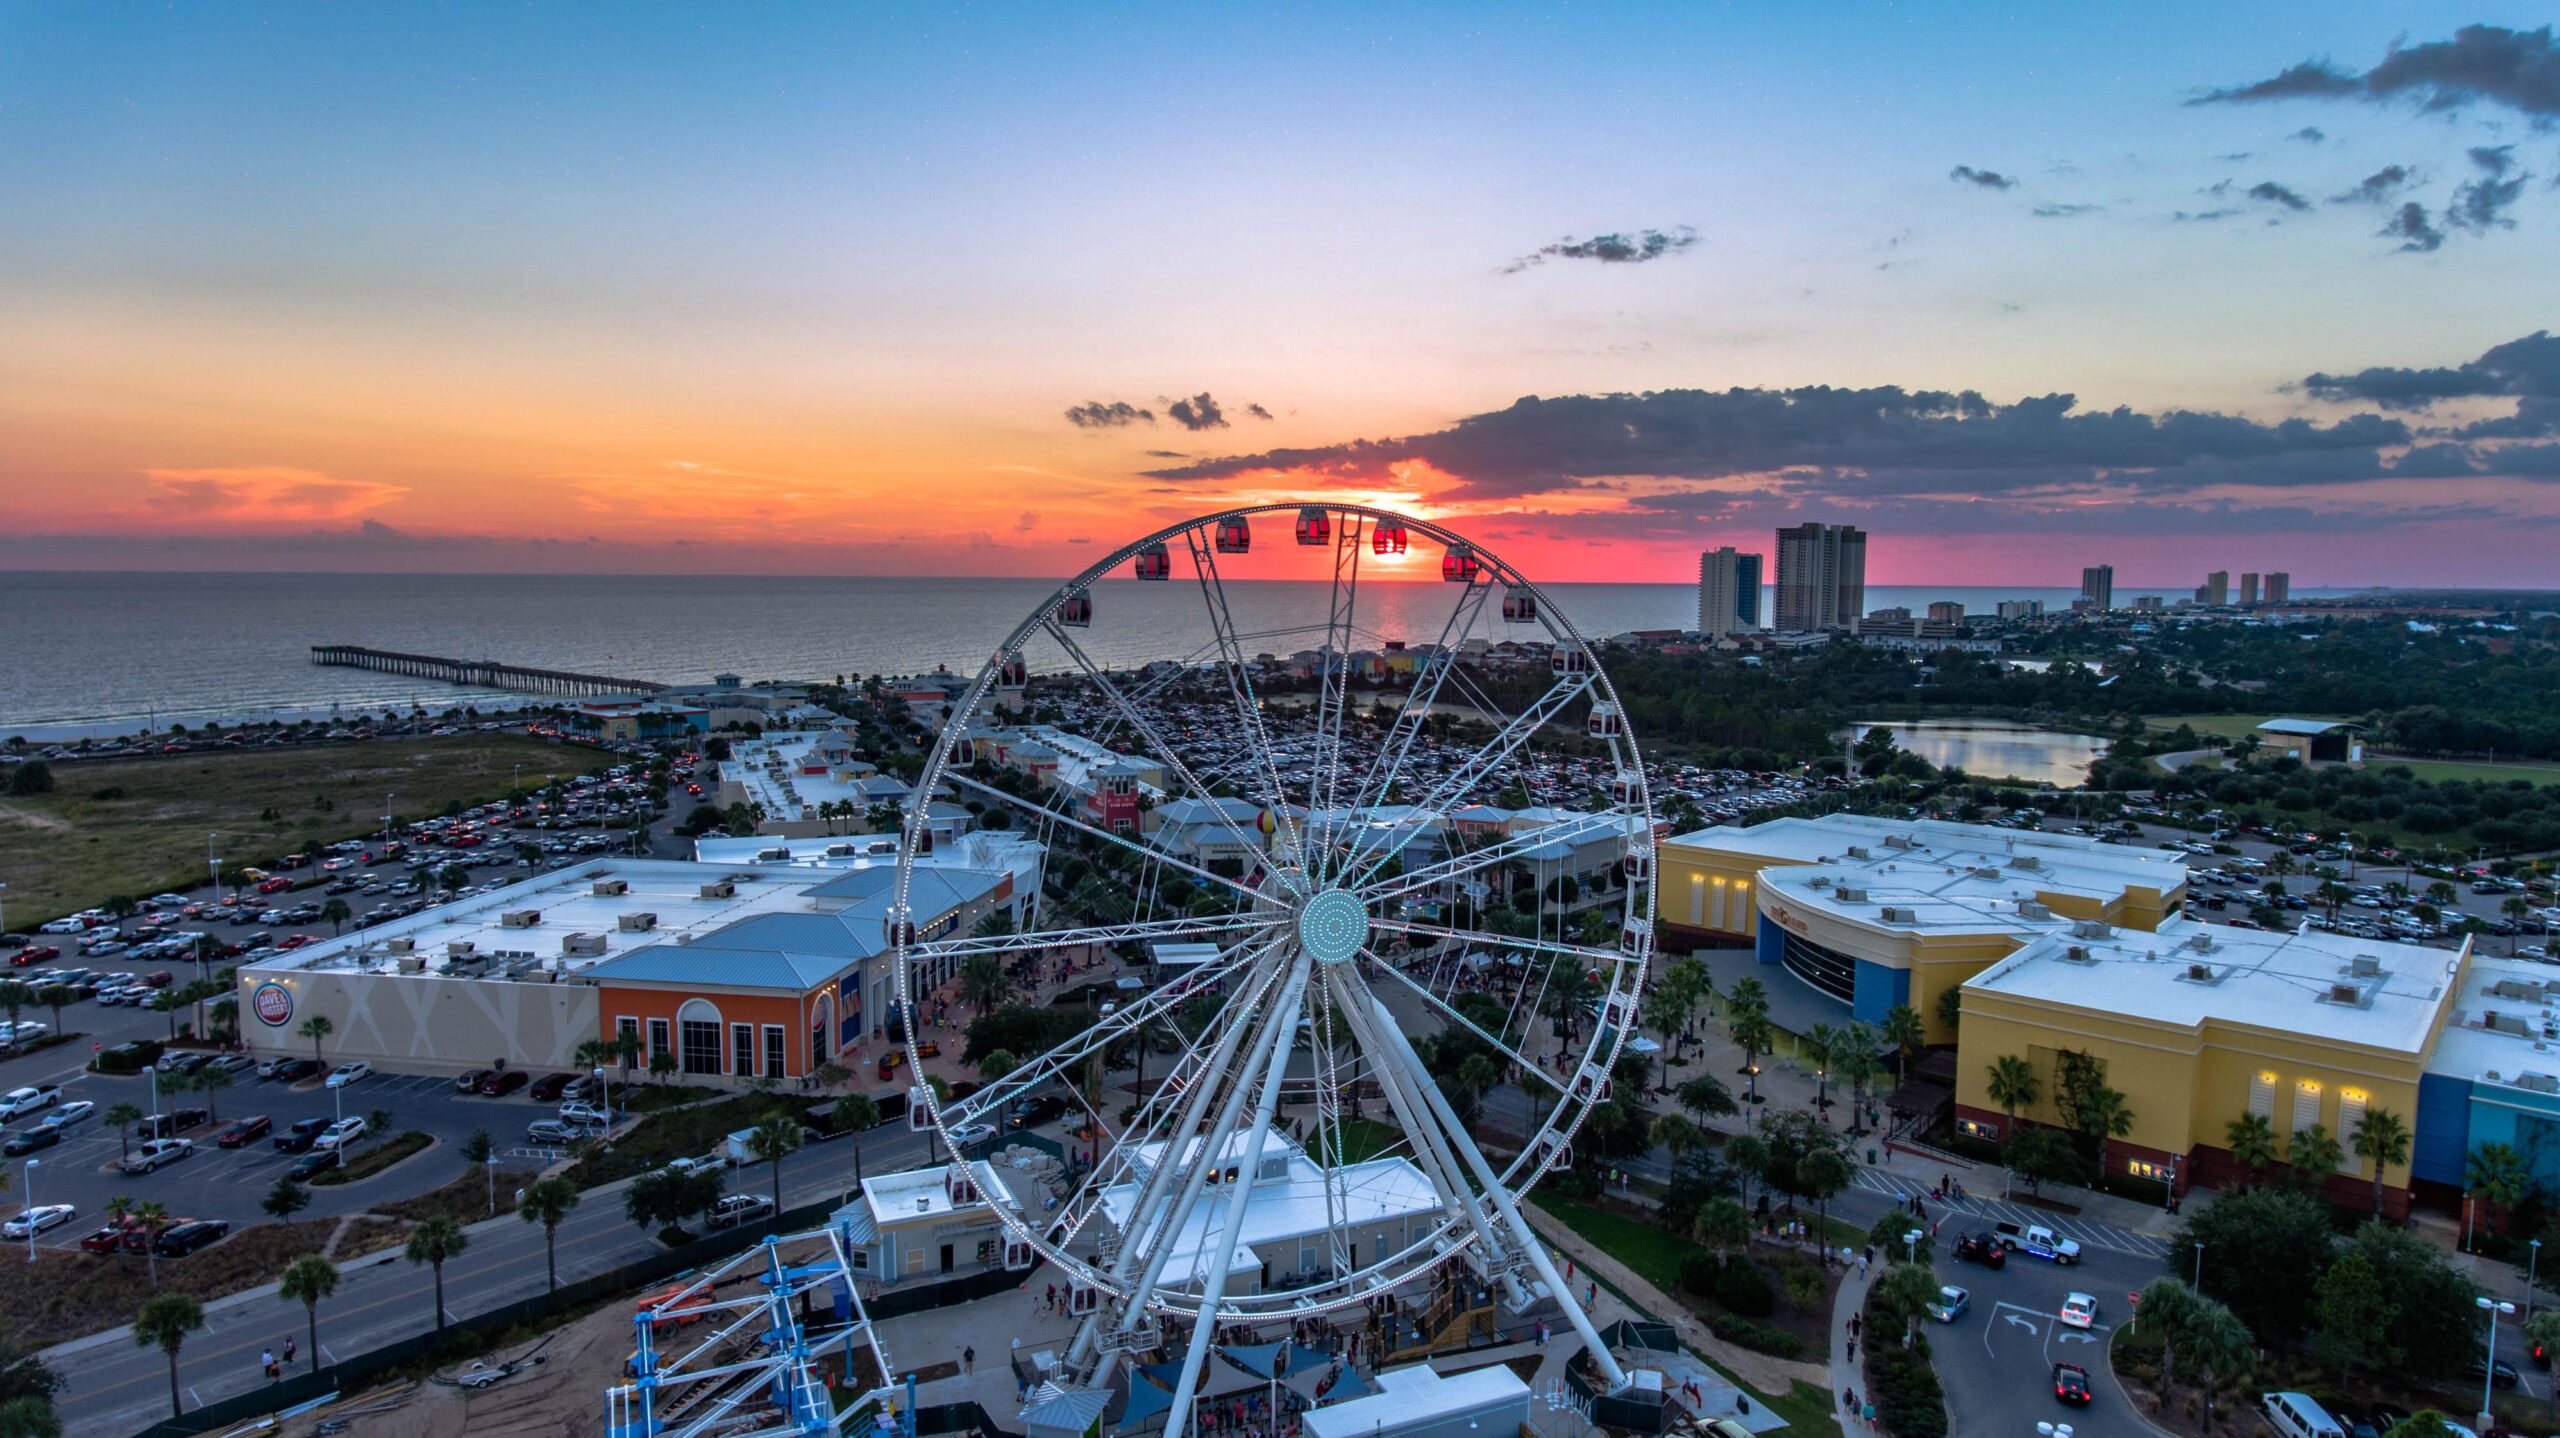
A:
2184;962;2218;983
501;909;541;929
2326;982;2363;1005
2350;955;2383;979
2064;944;2095;964
700;879;736;900
2017;901;2054;921
592;879;629;898
617;912;659;933
384;937;415;954
445;940;477;958
2010;855;2044;872
1880;906;1916;924
561;932;607;958
2070;920;2111;940
1834;885;1870;904
1846;846;1873;860
1972;867;2002;882
2186;932;2215;952
2519;1073;2560;1094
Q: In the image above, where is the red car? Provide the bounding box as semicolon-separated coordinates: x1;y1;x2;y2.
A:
215;1116;272;1148
257;877;292;894
10;946;59;967
79;1225;133;1255
477;1069;530;1096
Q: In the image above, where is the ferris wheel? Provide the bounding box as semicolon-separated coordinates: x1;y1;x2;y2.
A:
885;504;1655;1418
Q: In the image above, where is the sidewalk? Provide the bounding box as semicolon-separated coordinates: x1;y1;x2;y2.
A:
1827;1259;1879;1435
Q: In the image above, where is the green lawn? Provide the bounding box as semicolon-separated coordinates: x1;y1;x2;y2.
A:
0;734;613;927
2144;713;2277;740
2367;757;2560;788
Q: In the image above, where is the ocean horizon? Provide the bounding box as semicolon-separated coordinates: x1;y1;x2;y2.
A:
0;570;2362;737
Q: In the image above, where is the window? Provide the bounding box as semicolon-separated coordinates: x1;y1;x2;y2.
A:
617;1015;641;1060
975;1239;998;1265
2127;1159;2171;1181
2247;1071;2276;1120
2292;1080;2322;1139
2338;1090;2369;1174
850;1250;869;1271
680;1021;721;1075
1957;1117;2002;1142
764;1025;788;1079
647;1018;671;1063
905;1248;926;1274
732;1023;755;1077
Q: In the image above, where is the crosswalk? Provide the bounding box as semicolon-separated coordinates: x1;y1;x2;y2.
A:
1847;1166;2176;1260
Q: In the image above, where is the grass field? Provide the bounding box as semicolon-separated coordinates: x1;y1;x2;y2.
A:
0;734;613;927
2365;757;2560;787
2144;713;2279;740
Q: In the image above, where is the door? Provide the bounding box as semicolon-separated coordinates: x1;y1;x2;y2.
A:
939;1243;953;1273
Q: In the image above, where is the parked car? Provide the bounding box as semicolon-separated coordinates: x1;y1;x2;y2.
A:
2;1127;62;1158
559;1101;614;1127
2470;1355;2521;1391
121;1138;194;1174
139;1109;209;1140
42;1100;94;1130
1952;1233;2007;1268
948;1122;998;1147
1006;1094;1068;1130
313;1117;366;1151
274;1117;333;1153
152;1219;231;1257
528;1072;576;1102
477;1069;530;1097
455;1069;493;1092
325;1061;374;1089
268;1058;322;1083
1927;1286;1970;1323
526;1119;599;1145
1;1203;76;1240
215;1115;274;1148
78;1224;131;1254
287;1149;340;1182
0;1087;59;1121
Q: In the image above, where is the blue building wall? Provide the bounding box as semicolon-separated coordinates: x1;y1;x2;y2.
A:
1756;921;1783;966
2413;1072;2474;1188
1851;960;1911;1025
2461;1084;2560;1193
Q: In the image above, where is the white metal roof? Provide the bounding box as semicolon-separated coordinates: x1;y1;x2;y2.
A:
2256;718;2362;736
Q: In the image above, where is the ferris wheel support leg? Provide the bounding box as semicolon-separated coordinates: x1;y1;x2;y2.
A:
1161;962;1313;1437
1325;967;1511;1267
1363;996;1632;1392
1063;946;1291;1376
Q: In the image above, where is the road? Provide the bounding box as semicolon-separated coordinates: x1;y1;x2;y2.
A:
47;1119;936;1437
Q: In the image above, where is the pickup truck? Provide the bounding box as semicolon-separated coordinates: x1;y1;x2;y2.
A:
0;1086;60;1121
1993;1220;2082;1265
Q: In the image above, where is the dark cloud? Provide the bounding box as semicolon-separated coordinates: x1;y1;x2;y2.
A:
2248;180;2313;211
2303;331;2560;438
1245;403;1274;421
2449;170;2529;231
2173;208;2242;222
1065;400;1154;428
1948;166;2017;190
2330;165;2414;204
2032;203;2103;218
2471;144;2519;176
1015;510;1041;532
1143;449;1189;459
2379;202;2446;252
1502;226;1698;272
1144;385;2410;502
2292;126;2330;143
1166;393;1228;431
2190;24;2560;117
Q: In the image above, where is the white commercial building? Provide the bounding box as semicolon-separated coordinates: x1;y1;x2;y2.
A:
1095;1133;1444;1295
1302;1363;1531;1438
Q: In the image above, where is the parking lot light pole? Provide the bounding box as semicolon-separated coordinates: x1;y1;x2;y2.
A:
2531;1238;2543;1323
1903;1228;1922;1265
2192;1241;2204;1290
2479;1295;2516;1430
21;1159;35;1263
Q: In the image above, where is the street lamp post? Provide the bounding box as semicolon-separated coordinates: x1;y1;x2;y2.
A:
21;1158;35;1263
2531;1238;2544;1323
1903;1228;1923;1265
2479;1295;2516;1431
2192;1241;2204;1290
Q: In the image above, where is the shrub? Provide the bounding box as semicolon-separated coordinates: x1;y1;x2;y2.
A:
1782;1263;1828;1308
1714;1256;1774;1317
1677;1254;1721;1295
92;1039;166;1076
1866;1345;1949;1438
1703;1312;1804;1360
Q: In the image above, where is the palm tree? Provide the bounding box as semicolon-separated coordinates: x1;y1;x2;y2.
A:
1803;1023;1841;1108
2290;1123;2343;1182
1729;1011;1774;1107
104;1103;144;1163
518;1177;581;1291
2224;1113;2278;1186
2464;1140;2531;1247
460;1130;496;1215
295;1014;333;1067
1984;1055;2039;1139
132;1201;172;1287
277;1255;338;1375
2077;1084;2135;1181
1871;1261;1942;1346
0;984;28;1038
745;1111;802;1212
36;983;73;1037
2352;1108;2412;1218
404;1218;467;1331
1879;1003;1925;1086
1798;1146;1853;1246
1650;1113;1705;1166
132;1292;205;1417
321;898;351;935
2506;896;2533;954
957;954;1010;1015
193;1063;233;1123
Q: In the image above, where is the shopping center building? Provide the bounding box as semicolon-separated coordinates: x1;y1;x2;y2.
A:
1658;814;2188;1037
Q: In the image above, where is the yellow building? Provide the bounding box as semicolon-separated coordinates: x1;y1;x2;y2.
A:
1659;815;2186;1039
1955;923;2468;1213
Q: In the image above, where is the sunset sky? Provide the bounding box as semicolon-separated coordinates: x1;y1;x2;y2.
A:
3;3;2557;586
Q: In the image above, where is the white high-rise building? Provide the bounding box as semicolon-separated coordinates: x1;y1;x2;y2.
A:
2080;564;2113;612
1697;547;1763;636
1773;523;1866;632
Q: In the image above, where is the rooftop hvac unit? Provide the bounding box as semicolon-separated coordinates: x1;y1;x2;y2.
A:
825;843;856;857
2518;1072;2560;1093
446;940;478;958
2065;945;2094;963
561;932;607;958
2010;855;2044;872
1880;906;1916;924
592;879;630;897
1972;868;2002;882
2350;955;2383;978
396;955;427;974
2327;982;2361;1004
1846;846;1872;860
2185;962;2215;982
501;909;542;929
2071;920;2111;940
1883;834;1916;849
384;937;415;954
617;912;659;933
700;879;736;900
2016;901;2053;921
1834;885;1869;903
2187;932;2214;951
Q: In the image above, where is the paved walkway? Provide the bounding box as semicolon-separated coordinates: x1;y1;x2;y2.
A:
1827;1257;1880;1436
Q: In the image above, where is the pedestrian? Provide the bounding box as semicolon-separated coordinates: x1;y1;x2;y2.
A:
284;1336;297;1367
963;1345;975;1375
1862;1400;1875;1427
1585;1281;1597;1309
1846;1336;1856;1363
1857;1250;1869;1277
261;1349;275;1380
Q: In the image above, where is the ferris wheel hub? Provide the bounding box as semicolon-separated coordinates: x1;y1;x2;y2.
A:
1296;888;1370;966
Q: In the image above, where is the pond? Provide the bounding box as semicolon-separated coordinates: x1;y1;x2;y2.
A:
1846;719;2111;788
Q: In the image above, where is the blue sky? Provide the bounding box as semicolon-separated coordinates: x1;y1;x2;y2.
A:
1;3;2555;582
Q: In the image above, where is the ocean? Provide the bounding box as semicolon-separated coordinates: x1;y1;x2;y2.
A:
0;572;2334;738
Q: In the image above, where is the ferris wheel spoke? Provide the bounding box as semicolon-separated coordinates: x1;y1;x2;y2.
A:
1367;914;1630;970
937;931;1288;1130
901;911;1275;966
1184;532;1307;860
1302;515;1366;851
1322;565;1495;886
940;771;1268;910
1043;616;1288;892
1358;809;1642;910
1353;946;1566;1094
1336;670;1597;887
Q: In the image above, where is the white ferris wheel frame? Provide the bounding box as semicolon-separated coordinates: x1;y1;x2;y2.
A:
883;503;1657;1336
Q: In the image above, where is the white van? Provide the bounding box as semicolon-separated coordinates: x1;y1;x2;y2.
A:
2260;1392;2344;1438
